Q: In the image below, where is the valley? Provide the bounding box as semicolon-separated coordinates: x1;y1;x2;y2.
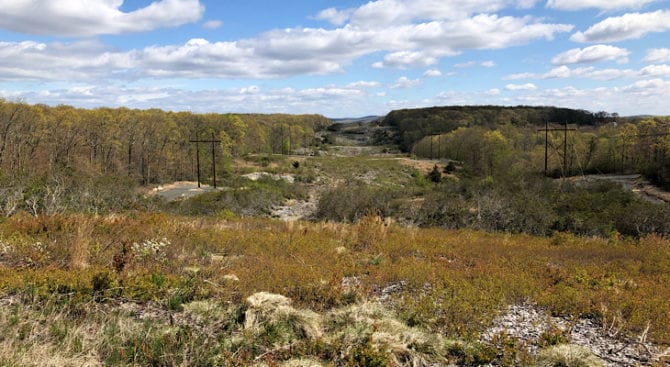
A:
1;102;670;366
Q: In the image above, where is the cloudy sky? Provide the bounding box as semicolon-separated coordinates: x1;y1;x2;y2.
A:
0;0;669;117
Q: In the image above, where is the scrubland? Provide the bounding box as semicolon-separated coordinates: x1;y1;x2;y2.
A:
0;212;669;366
2;101;670;365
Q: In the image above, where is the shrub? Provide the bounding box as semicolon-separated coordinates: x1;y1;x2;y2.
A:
316;181;401;222
427;165;442;183
444;161;457;174
354;213;387;251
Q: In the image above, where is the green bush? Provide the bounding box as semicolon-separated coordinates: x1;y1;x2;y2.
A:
316;181;402;222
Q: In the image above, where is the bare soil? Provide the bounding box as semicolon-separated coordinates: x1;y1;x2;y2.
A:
146;181;217;201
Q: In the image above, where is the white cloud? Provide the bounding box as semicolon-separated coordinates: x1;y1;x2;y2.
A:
348;0;538;28
141;36;350;78
503;65;644;80
297;87;364;100
434;82;670;116
571;10;670;43
544;65;572;78
0;40;135;81
203;20;223;30
622;79;670;97
545;0;656;11
504;65;646;81
455;60;496;68
424;69;442;77
390;76;422;89
239;85;260;95
431;14;572;50
644;48;670;63
6;78;670;118
505;83;537;90
0;0;204;37
313;7;354;26
552;45;629;65
639;64;670;77
0;83;386;117
0;7;572;81
573;67;636;80
503;72;536;80
375;51;438;69
455;61;477;68
346;81;381;88
506;82;670;115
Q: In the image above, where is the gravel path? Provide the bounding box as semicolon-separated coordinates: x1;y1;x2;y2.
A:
147;181;218;201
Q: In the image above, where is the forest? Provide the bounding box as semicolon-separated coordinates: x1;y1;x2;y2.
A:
0;99;329;215
382;105;670;188
382;106;614;151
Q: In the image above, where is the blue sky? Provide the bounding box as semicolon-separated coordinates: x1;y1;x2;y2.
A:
0;0;669;117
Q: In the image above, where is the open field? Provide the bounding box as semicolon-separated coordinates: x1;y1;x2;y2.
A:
0;213;669;366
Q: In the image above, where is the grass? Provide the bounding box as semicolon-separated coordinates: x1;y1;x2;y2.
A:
0;213;669;365
534;344;605;367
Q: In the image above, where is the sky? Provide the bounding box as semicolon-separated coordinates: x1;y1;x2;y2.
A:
0;0;669;118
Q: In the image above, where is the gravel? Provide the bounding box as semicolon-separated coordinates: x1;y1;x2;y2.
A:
481;304;669;366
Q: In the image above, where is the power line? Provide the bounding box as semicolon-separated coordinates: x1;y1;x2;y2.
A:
537;121;576;177
189;132;221;188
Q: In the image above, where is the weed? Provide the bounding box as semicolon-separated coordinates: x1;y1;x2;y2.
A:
538;326;571;347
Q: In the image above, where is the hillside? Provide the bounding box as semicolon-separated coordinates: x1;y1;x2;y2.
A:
375;105;670;189
381;105;614;152
1;101;670;366
1;214;669;366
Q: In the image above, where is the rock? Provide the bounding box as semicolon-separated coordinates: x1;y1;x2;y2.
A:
481;304;665;367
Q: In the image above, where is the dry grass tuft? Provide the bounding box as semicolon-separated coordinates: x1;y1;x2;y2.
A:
325;302;457;366
279;358;326;367
69;215;93;270
354;212;387;250
245;292;323;341
535;344;605;367
1;213;669;365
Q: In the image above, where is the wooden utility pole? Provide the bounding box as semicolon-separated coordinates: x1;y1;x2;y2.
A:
545;121;548;176
437;135;441;159
563;121;568;177
429;134;442;159
288;125;292;155
280;125;285;155
189;133;222;188
430;135;434;159
537;122;576;177
210;133;218;188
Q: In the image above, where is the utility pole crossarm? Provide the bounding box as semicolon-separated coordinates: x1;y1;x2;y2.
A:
189;133;222;188
537;122;577;177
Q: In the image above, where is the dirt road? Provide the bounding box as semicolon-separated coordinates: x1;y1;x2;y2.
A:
146;181;217;201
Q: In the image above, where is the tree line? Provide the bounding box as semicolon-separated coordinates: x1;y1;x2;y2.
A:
383;105;670;187
382;105;615;152
0;99;330;216
0;99;330;185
